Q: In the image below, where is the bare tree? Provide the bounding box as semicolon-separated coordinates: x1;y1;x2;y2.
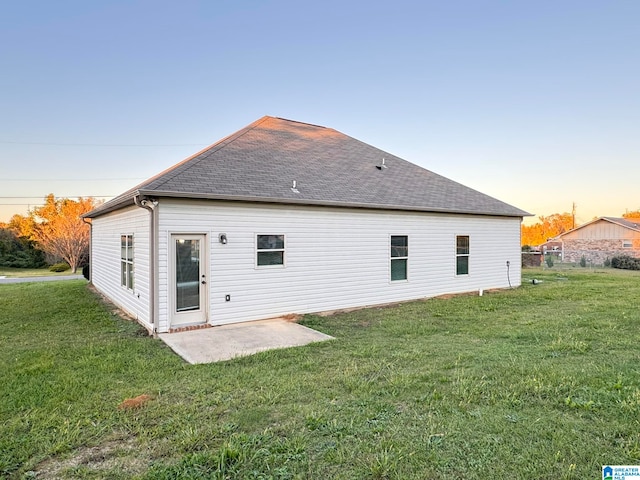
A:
28;195;100;273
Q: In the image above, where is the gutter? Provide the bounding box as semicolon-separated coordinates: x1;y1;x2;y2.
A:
134;195;159;336
84;187;532;220
136;189;533;219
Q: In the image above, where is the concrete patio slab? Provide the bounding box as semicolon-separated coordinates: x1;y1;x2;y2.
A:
158;318;333;364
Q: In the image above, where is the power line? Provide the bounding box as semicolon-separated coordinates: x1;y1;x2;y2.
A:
1;178;143;182
0;196;114;199
0;141;208;147
0;195;114;206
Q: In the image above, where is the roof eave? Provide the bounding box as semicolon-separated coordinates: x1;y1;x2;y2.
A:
84;189;531;219
134;189;531;218
82;191;139;218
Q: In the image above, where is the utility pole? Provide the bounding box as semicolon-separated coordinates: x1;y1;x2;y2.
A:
572;202;576;229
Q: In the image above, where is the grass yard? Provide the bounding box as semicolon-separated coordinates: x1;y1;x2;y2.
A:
1;269;640;479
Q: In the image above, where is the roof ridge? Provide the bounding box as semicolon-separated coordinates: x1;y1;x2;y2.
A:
275;117;328;129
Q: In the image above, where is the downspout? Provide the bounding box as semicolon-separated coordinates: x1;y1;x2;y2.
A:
81;217;92;281
134;195;159;336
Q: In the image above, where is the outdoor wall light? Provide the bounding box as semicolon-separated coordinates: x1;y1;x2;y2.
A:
219;233;227;245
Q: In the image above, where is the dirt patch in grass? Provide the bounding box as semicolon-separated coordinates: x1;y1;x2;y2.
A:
118;394;154;410
30;436;147;479
280;313;302;322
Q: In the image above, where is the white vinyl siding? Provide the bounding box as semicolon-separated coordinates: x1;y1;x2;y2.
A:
90;206;151;327
153;199;522;332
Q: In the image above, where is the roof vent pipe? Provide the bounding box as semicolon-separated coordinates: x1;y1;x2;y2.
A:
376;158;387;170
291;180;299;193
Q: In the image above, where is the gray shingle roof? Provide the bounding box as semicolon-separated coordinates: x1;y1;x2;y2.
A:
85;116;530;218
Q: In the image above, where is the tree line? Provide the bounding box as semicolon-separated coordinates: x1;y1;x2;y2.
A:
522;210;640;247
0;194;100;273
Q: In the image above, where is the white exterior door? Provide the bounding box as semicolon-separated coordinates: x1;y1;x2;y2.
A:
170;234;207;328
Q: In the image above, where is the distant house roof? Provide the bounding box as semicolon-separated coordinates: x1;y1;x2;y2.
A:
85;116;530;219
603;217;640;231
554;216;640;238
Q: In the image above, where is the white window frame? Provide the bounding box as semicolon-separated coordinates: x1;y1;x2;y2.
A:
120;234;134;290
456;235;470;276
256;234;285;268
390;235;408;282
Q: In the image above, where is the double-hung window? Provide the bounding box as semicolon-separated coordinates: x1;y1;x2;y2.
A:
456;235;469;275
257;234;285;266
121;234;134;289
390;235;408;281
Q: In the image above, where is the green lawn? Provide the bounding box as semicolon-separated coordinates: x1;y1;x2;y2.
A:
1;269;639;479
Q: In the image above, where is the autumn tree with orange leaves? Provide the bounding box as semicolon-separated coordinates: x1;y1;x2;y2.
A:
521;213;574;247
8;194;100;273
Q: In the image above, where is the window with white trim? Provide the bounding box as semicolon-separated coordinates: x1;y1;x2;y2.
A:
257;234;285;266
390;235;408;281
456;235;469;275
121;234;134;290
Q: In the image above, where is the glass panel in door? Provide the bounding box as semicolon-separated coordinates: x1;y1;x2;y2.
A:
175;238;201;312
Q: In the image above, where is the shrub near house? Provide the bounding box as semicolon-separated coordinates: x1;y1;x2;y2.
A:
611;255;640;270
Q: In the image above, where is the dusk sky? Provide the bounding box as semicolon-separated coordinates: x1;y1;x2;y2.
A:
1;1;638;225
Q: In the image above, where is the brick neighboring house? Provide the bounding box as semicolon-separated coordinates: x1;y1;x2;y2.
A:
553;217;640;265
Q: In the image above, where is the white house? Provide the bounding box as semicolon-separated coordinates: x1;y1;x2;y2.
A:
84;116;530;334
